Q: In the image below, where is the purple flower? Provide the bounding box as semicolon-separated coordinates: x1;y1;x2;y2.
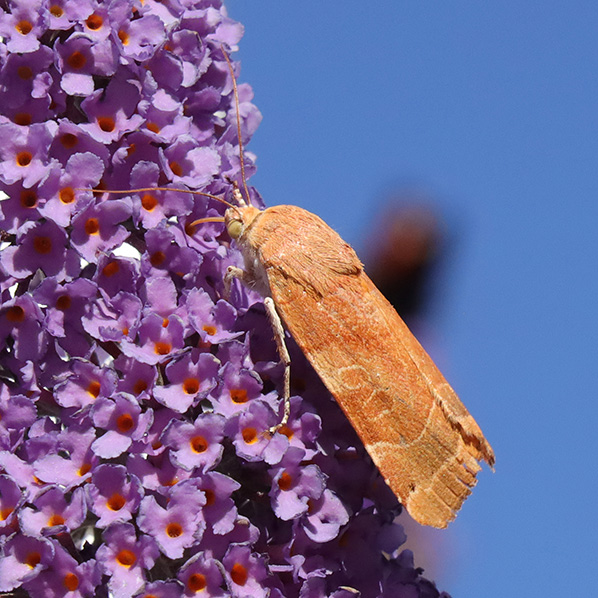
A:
269;447;325;521
54;35;116;97
91;394;153;458
0;1;450;596
153;349;219;412
0;474;25;533
195;472;240;536
222;544;268;598
140;225;200;279
19;486;87;536
86;464;143;527
138;480;205;559
178;552;227;598
0;294;48;361
96;522;159;598
226;399;289;464
0;219;79;281
0;533;54;592
70;197;132;262
32;425;98;487
0;391;37;451
37;151;104;227
162;412;225;471
53;360;117;410
0;0;48;54
187;287;241;344
127;452;193;492
0;122;55;186
81;291;142;344
119;311;186;365
79;78;143;143
32;276;98;357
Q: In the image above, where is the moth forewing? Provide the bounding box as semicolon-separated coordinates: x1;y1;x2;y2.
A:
229;203;494;528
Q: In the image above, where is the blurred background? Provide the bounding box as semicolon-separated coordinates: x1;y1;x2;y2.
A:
226;2;598;597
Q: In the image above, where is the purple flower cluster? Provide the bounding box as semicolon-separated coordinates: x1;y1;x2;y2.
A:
0;1;449;597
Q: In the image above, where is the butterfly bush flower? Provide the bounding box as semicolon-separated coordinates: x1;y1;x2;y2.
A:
0;1;449;596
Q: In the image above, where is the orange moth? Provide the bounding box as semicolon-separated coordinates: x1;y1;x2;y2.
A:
222;195;494;528
195;51;495;529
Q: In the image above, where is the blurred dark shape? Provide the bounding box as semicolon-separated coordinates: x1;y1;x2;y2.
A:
364;196;454;586
365;199;446;325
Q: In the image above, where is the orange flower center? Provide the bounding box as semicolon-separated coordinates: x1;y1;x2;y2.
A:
117;413;134;433
78;463;91;476
187;573;207;592
278;424;294;439
202;325;217;336
190;436;208;453
141;193;158;211
59;186;75;203
16;20;33;35
85;14;103;30
133;380;148;395
20;189;37;208
0;507;14;521
102;261;120;277
278;471;293;491
150;251;165;267
50;5;64;17
107;493;126;511
16;151;32;166
6;306;25;323
63;572;79;591
230;389;248;404
87;380;101;398
166;522;183;538
67;51;87;70
169;161;183;176
242;427;258;444
17;65;33;79
154;341;171;355
48;514;65;526
116;549;136;567
84;217;100;235
26;551;41;568
33;236;52;254
60;133;78;148
55;294;71;311
97;116;115;132
230;563;248;586
14;113;32;126
182;378;200;394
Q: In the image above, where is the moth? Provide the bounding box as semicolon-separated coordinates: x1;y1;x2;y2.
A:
218;193;493;528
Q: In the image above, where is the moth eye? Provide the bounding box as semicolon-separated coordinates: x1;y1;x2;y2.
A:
227;219;243;239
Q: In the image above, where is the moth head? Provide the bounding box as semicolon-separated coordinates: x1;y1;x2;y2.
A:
225;205;261;240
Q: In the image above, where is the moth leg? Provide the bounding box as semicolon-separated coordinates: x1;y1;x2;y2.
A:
224;267;291;433
263;296;291;434
224;265;247;300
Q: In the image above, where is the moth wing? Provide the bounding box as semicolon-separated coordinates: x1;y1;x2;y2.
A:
267;264;494;528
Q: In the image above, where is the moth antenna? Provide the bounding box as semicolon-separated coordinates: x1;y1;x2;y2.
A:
79;186;235;209
188;216;225;229
221;46;252;207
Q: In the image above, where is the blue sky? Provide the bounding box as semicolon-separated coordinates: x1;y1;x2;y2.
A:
226;2;598;597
